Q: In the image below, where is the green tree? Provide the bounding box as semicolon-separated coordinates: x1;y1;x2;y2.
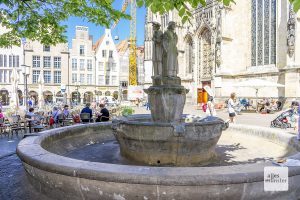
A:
1;0;300;47
0;0;130;47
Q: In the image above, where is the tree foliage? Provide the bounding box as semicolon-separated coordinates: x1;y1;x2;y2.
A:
1;0;300;48
0;0;130;47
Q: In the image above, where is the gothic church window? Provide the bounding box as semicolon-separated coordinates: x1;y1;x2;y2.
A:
185;36;194;74
251;0;276;66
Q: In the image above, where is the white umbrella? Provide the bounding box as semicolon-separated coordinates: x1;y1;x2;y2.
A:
229;79;285;108
10;68;20;112
38;73;44;109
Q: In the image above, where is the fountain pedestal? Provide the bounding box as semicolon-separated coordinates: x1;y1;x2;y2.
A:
145;84;188;123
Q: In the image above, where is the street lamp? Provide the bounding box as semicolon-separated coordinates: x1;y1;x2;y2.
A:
21;64;30;110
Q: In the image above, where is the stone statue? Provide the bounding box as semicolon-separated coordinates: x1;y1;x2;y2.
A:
287;6;296;57
152;22;163;79
162;21;179;77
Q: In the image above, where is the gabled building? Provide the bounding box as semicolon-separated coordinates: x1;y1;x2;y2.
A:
93;29;120;100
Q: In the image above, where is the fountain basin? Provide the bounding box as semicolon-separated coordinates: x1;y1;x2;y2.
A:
112;114;225;166
17;123;300;200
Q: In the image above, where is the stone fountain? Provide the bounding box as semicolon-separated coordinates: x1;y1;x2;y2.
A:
112;21;225;166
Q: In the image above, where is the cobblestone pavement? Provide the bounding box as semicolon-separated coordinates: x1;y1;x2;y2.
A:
0;105;297;199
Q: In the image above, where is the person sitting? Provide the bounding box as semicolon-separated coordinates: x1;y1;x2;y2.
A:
26;108;35;118
81;103;93;123
51;107;61;124
62;105;70;118
291;98;299;107
96;104;110;122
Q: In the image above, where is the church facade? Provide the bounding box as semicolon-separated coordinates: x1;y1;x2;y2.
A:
144;0;300;104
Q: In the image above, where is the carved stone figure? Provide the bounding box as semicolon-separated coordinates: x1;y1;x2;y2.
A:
152;22;163;78
287;6;296;57
162;21;179;77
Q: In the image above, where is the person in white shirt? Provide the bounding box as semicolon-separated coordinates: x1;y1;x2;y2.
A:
228;92;238;123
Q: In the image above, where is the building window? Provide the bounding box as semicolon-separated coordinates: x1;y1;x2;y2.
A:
121;81;128;87
251;0;276;66
112;76;117;85
44;71;51;84
98;62;104;71
80;45;85;56
32;70;40;83
87;74;92;84
54;57;61;69
33;56;41;68
9;70;12;83
98;75;104;85
109;50;113;58
106;62;111;71
43;45;50;52
112;63;117;72
80;74;85;84
9;55;12;67
80;59;85;70
106;41;109;45
0;55;3;67
105;75;110;85
43;56;51;68
72;58;77;70
185;37;194;74
102;50;106;58
16;55;19;67
54;71;61;83
87;59;92;71
3;55;7;67
72;73;77;83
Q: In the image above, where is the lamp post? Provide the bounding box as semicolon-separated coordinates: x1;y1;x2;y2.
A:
22;65;30;110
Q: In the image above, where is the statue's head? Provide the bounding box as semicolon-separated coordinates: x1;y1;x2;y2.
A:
168;21;176;30
152;22;161;30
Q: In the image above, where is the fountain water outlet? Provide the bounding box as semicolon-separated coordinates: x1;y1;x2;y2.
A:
112;21;227;166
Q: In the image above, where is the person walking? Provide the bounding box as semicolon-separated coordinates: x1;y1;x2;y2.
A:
228;92;237;123
206;96;216;116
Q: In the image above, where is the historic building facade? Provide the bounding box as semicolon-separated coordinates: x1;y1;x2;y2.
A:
0;27;24;106
93;29;120;101
23;40;69;105
145;0;300;104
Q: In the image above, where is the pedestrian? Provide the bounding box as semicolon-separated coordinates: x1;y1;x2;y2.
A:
206;96;216;117
146;101;150;110
95;104;110;122
228;92;237;123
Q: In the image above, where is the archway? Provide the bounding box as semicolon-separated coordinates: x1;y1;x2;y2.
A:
199;28;212;80
84;92;93;104
71;92;81;105
43;91;53;104
0;89;9;105
29;91;38;106
105;91;111;96
113;91;118;100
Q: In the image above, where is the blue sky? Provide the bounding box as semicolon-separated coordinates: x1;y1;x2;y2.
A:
64;1;146;48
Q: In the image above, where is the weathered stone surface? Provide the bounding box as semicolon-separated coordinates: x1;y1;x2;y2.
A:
16;123;300;199
113;115;224;166
144;86;188;123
